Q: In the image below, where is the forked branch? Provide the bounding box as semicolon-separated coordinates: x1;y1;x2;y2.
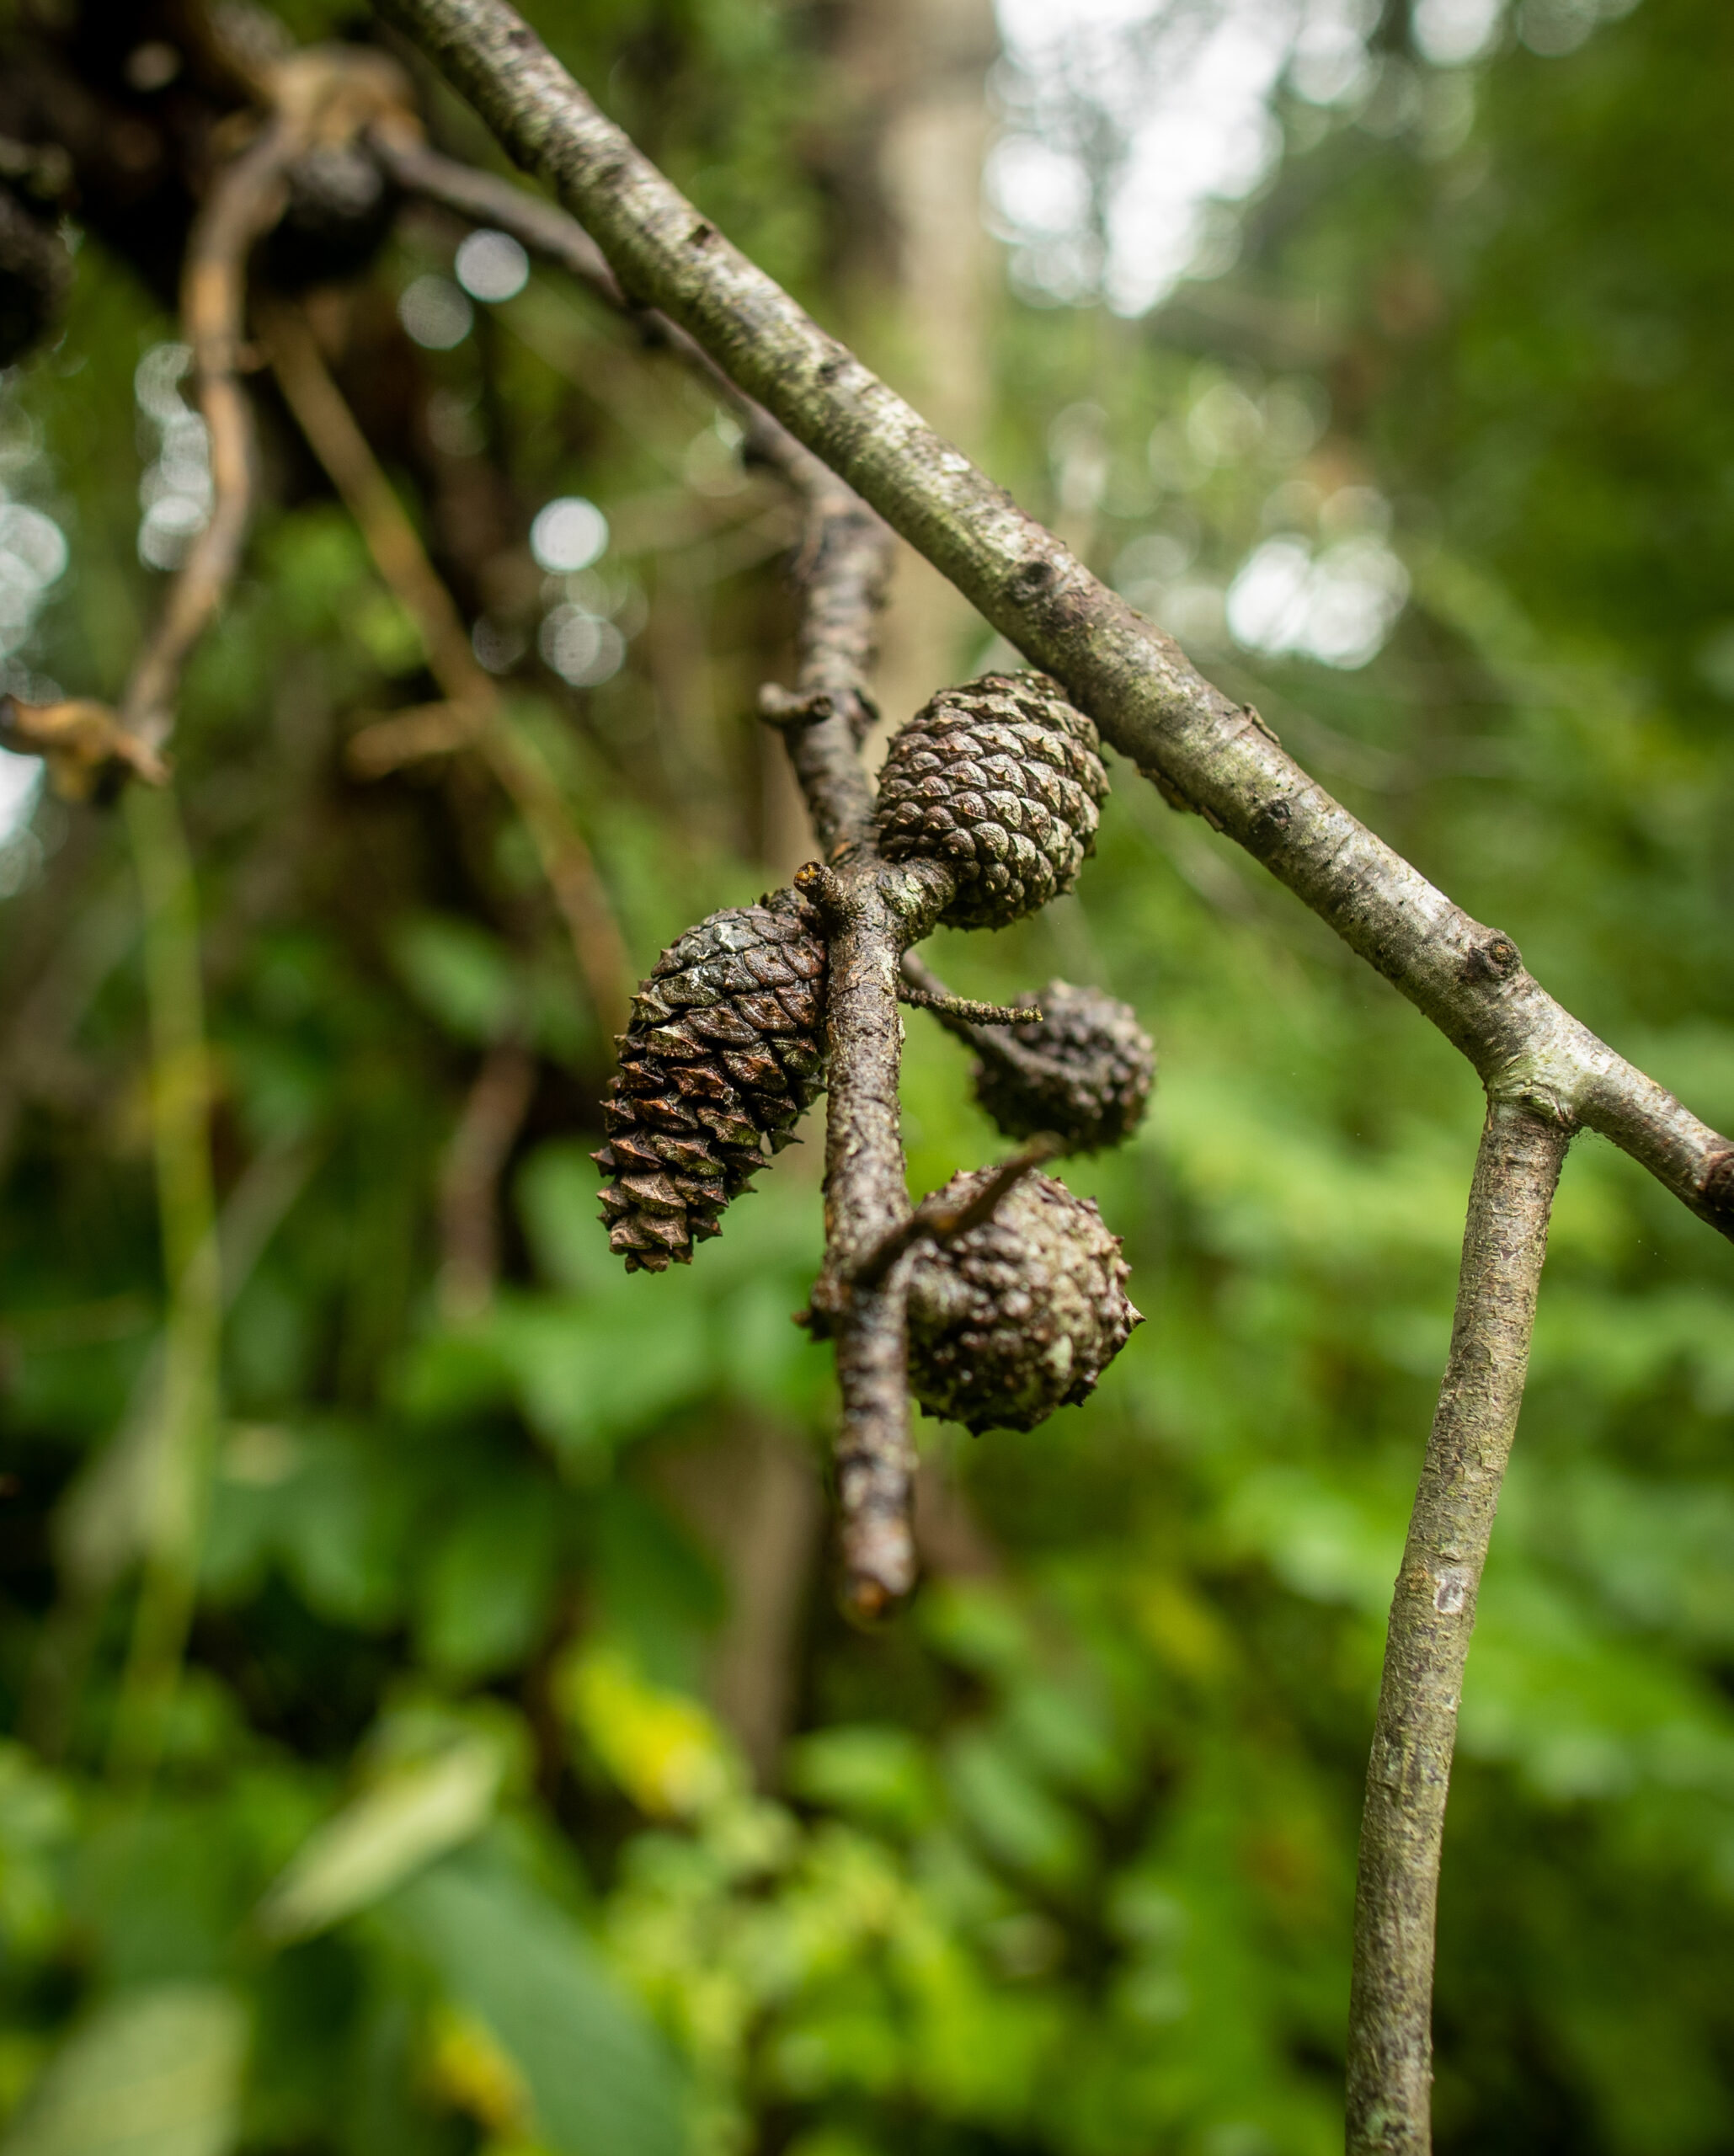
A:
121;49;413;755
117;115;296;757
357;11;1734;2143
381;109;922;1613
373;0;1734;1241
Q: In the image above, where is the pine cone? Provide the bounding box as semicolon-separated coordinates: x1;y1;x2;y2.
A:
972;982;1154;1152
874;673;1109;930
594;887;828;1272
0;185;70;369
907;1170;1140;1433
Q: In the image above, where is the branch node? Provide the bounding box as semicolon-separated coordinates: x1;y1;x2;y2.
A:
0;696;168;798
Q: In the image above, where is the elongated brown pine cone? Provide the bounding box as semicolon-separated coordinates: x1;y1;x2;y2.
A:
908;1170;1141;1433
594;888;827;1272
972;982;1155;1152
874;673;1109;930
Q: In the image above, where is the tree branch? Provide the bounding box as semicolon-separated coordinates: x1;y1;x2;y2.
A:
1346;1099;1569;2154
851;1130;1062;1289
371;0;1734;1241
754;454;890;857
376;115;918;1610
116;114;298;756
899;950;1043;1031
798;853;955;1619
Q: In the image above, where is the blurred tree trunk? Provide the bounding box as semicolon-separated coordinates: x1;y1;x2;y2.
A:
764;0;999;878
841;0;999;745
655;1423;822;1788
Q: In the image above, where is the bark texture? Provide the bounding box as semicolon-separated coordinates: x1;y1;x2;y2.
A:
801;852;953;1617
1346;1101;1569;2154
371;0;1734;1240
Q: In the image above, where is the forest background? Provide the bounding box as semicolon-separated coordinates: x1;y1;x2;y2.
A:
2;0;1733;2150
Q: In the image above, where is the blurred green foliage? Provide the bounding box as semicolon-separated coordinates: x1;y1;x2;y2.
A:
3;0;1734;2152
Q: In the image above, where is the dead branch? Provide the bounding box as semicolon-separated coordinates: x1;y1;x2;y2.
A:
795;849;957;1620
115;114;296;756
898;953;1043;1028
851;1131;1063;1289
0;696;165;797
109;48;414;759
753;444;892;859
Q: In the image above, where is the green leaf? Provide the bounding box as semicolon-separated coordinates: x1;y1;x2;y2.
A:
390;916;519;1046
255;1733;504;1945
382;1853;688;2156
785;1726;942;1837
414;1480;563;1679
944;1731;1090;1891
1;1985;248;2156
0;1742;72;1956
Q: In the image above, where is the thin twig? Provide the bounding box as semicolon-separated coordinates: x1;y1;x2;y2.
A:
1346;1098;1570;2154
903;948;1077;1118
376;122;799;453
118;122;295;754
376;0;1734;1242
0;696;165;795
897;979;1043;1029
260;300;632;1042
754;447;892;857
851;1132;1063;1289
904;947;1109;1114
372;125;625;305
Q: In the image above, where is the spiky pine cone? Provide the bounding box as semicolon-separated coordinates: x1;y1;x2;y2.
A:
874;673;1109;930
907;1170;1140;1433
595;887;827;1272
972;981;1154;1152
